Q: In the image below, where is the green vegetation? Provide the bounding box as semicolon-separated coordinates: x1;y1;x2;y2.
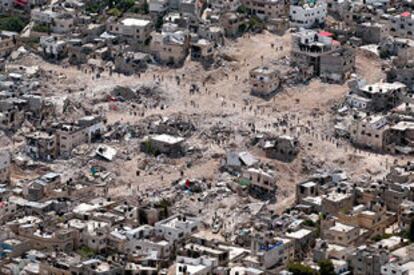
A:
0;16;27;32
85;2;105;13
303;219;316;227
238;23;247;34
287;262;316;275
107;7;123;17
143;140;160;156
248;16;265;32
32;23;51;33
129;1;149;14
239;178;251;187
409;218;414;242
155;16;163;31
236;4;248;14
371;233;393;242
86;0;138;15
318;260;336;275
237;16;265;35
111;0;136;12
77;246;95;259
22;36;40;49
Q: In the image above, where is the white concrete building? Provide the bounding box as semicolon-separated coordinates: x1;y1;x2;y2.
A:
108;17;154;44
245;237;294;269
155;214;200;243
40;36;66;59
241;168;277;192
68;219;110;252
176;256;217;275
289;0;327;28
381;262;411;275
390;12;414;39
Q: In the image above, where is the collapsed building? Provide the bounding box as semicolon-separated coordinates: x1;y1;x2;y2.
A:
141;134;186;157
249;66;281;97
262;135;300;162
347;81;407;112
25;116;104;160
386;49;414;91
151;29;190;66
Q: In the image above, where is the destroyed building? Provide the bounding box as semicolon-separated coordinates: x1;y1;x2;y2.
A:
25;131;56;161
347;81;407;112
262;135;299;162
387;52;414;91
0;32;18;58
151;29;190;66
241;168;277;193
114;51;151;75
190;39;215;66
39;36;67;60
54;116;104;159
249;66;281;96
141;134;186;157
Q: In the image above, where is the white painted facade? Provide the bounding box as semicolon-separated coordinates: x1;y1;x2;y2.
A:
289;0;327;28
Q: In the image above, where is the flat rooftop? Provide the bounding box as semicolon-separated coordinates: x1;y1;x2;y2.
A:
121;18;151;27
151;134;185;145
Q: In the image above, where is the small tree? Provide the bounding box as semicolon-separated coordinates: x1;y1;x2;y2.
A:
318;259;336;275
409;218;414;242
0;16;27;32
236;4;248;14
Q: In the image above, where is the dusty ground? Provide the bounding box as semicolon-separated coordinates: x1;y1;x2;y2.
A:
9;30;405;213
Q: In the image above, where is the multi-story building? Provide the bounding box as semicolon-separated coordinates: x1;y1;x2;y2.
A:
151;30;190;66
320;47;355;83
390;12;414;39
212;0;241;12
289;0;327;28
350;246;389;275
241;0;288;20
321;191;353;215
108;17;154;45
291;30;353;82
155;214;200;244
25;131;56;161
148;0;169;14
349;115;391;152
356;22;389;45
244;237;294;269
323;220;361;246
40;36;67;60
0;32;18;58
249;66;280;96
55;116;104;159
0;149;10;184
387;53;414;91
241;168;277;192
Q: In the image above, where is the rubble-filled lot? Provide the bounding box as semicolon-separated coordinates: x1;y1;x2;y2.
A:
5;31;400;216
